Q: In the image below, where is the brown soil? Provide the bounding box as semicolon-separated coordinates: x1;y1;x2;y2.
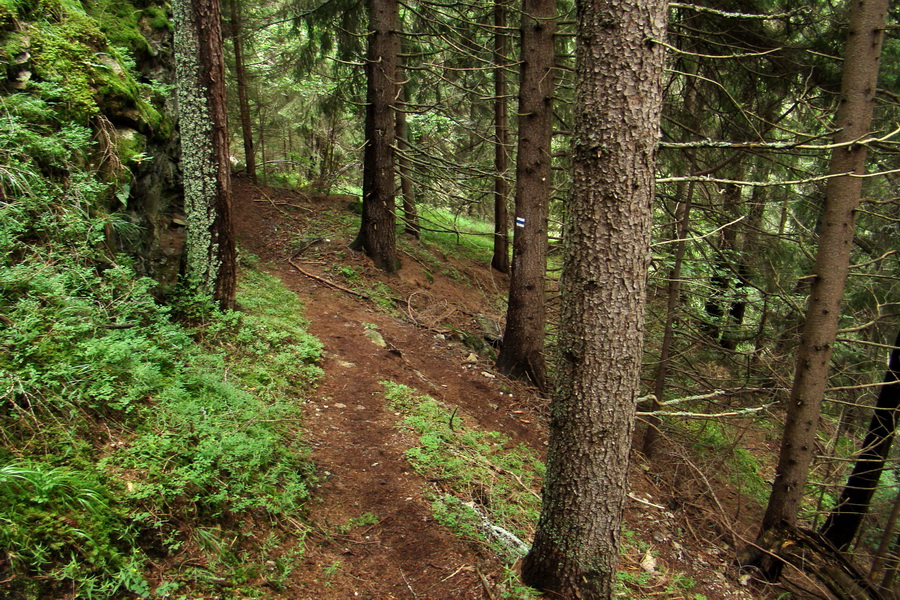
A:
229;176;763;600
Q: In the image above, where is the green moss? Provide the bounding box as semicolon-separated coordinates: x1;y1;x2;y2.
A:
0;0;23;28
141;4;171;31
0;31;24;63
114;127;147;167
22;1;170;134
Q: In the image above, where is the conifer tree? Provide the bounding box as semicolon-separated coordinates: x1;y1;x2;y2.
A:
520;0;667;596
174;0;237;310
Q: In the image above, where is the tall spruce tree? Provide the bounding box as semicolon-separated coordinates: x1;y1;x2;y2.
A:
520;0;667;596
494;0;556;391
350;0;401;272
747;0;890;578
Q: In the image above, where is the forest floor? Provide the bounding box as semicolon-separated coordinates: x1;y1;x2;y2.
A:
228;175;765;600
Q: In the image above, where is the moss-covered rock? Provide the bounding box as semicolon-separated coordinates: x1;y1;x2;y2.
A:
1;0;178;270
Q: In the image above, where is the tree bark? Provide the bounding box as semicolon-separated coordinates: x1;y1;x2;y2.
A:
350;0;401;272
750;0;889;578
173;0;236;310
519;0;667;596
820;329;900;549
491;0;510;274
870;484;900;582
494;0;555;391
396;85;419;238
258;105;267;186
752;523;887;600
227;0;255;184
643;182;693;458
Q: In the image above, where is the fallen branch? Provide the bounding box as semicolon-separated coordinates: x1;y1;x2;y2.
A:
287;259;370;300
627;492;665;510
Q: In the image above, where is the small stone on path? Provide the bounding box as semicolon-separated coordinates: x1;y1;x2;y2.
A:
365;329;386;347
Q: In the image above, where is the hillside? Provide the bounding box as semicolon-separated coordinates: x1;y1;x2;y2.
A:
221;175;763;600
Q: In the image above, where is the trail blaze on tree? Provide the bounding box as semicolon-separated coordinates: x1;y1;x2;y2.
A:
494;0;555;391
520;0;667;597
174;0;236;310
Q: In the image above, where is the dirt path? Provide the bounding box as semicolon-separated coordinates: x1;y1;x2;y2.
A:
232;178;544;599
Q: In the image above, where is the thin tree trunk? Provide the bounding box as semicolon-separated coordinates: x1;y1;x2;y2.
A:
173;0;236;310
871;488;900;582
396;86;419;238
227;0;255;184
258;105;267;186
519;0;667;596
702;180;742;346
820;329;900;549
643;182;693;458
350;0;400;272
880;537;900;596
491;0;510;274
494;0;555;391
748;0;890;579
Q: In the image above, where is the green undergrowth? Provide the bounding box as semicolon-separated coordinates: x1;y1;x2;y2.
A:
380;381;543;599
1;255;322;597
0;57;321;596
681;419;769;508
414;207;495;265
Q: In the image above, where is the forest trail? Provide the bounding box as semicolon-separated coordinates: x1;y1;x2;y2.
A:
231;176;545;599
229;177;760;600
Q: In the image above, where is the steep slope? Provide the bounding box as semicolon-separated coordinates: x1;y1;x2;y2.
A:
229;176;761;600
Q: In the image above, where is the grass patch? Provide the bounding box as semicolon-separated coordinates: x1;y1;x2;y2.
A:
380;381;543;599
1;144;323;600
682;419;769;507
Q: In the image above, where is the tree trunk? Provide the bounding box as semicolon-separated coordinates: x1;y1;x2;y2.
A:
820;329;900;549
494;0;555;391
350;0;401;272
752;524;887;600
227;0;255;184
702;180;742;347
643;182;693;458
519;0;667;596
173;0;236;310
750;0;889;579
258;105;267;186
491;0;510;274
871;487;900;582
395;85;419;238
878;533;900;595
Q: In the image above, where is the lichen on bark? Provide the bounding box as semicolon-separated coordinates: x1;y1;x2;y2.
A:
172;0;235;308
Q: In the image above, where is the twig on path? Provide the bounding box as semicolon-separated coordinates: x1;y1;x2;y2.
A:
400;568;419;599
251;188;305;221
251;196;312;213
290;237;326;259
287;258;370;300
440;564;470;582
476;567;497;600
626;492;666;510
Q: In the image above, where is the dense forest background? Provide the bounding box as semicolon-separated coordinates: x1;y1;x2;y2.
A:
0;0;898;598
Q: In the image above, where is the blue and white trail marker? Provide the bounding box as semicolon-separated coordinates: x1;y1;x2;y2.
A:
515;217;526;228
